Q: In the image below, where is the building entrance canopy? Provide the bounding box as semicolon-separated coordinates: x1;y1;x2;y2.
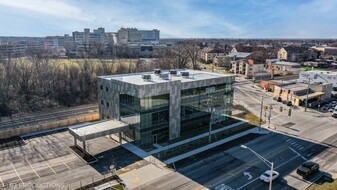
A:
69;120;128;141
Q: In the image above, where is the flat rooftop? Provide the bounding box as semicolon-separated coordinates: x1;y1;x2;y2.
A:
303;70;337;76
98;69;234;85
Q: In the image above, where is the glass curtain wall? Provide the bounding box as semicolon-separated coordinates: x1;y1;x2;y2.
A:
120;93;169;147
180;82;233;135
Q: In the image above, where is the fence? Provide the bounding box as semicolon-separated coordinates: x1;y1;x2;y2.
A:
0;114;100;139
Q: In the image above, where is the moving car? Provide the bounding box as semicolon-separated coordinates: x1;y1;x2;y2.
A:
296;161;319;178
260;170;279;182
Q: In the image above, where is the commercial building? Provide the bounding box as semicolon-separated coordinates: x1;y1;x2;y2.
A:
298;70;337;89
266;60;301;74
273;82;332;107
97;69;235;147
116;28;160;45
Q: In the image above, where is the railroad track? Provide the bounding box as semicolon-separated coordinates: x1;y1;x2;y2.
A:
0;104;99;130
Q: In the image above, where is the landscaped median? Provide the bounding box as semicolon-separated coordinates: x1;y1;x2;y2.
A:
306;175;336;190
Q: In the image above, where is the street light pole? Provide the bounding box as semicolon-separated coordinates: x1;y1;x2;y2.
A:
305;78;311;112
259;96;264;131
241;145;274;190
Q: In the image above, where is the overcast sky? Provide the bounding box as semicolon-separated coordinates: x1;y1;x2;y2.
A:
0;0;337;38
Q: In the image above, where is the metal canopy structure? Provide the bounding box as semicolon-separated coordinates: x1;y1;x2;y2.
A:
68;119;128;154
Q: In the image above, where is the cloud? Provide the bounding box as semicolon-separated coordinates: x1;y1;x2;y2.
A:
0;0;93;21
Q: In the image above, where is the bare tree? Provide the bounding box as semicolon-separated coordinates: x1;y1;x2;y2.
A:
186;40;200;69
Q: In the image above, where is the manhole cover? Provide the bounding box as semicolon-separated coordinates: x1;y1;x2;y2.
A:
282;122;295;128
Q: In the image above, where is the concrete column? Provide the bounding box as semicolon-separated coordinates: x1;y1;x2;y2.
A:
83;140;86;154
74;137;77;146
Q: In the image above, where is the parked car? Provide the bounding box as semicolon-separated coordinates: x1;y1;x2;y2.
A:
329;108;334;112
296;161;319;178
260;170;279;182
287;101;293;106
282;100;287;104
277;97;282;102
332;107;337;117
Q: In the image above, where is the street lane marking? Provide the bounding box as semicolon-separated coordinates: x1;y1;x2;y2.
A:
50;149;71;170
10;161;23;184
289;147;307;161
286;139;292;142
214;183;235;190
119;169;136;177
237;155;299;190
299;147;304;150
0;175;5;189
136;161;141;166
194;185;204;190
38;154;56;174
25;158;41;179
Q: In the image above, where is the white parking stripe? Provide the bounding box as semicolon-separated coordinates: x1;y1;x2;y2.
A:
286;139;292;142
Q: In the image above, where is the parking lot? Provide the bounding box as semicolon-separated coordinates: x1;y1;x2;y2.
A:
0;129;145;189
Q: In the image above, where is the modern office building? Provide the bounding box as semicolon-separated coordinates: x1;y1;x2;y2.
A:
97;69;235;147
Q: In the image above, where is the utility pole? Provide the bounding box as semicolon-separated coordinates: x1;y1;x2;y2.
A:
305;78;311;112
259;96;264;131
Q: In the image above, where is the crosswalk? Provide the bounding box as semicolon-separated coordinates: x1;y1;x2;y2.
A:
284;137;336;171
214;183;235;190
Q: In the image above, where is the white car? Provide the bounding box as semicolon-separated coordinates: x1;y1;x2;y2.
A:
260;170;279;182
329;108;334;112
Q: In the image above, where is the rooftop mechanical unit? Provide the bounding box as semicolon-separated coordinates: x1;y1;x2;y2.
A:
142;74;152;81
154;69;161;75
181;71;190;78
170;70;178;75
160;72;170;80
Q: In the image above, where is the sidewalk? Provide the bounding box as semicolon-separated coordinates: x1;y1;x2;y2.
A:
164;127;270;164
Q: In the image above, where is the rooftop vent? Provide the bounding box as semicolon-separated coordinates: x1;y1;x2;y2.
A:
181;71;190;78
160;72;170;80
154;69;161;75
142;74;152;81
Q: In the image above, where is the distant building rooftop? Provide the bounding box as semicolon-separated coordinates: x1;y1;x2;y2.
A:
273;61;300;66
98;69;234;85
226;52;251;58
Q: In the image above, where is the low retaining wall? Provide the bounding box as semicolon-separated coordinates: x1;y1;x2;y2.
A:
0;114;100;139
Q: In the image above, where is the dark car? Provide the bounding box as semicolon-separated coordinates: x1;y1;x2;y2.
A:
287;101;293;106
277;97;282;102
296;161;320;178
282;100;287;104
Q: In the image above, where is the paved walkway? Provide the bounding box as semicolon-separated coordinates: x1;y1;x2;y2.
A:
164;127;270;164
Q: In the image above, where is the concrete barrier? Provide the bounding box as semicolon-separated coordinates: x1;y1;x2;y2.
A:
0;113;100;139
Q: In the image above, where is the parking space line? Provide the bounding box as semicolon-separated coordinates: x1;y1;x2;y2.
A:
38;154;56;174
25;158;41;179
10;161;23;184
50;150;71;170
0;175;5;189
135;161;141;166
119;169;136;177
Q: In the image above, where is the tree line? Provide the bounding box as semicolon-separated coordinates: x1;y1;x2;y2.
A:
0;41;201;118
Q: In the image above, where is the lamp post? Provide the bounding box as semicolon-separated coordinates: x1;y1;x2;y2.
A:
305;78;311;112
259;96;264;131
241;145;274;190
